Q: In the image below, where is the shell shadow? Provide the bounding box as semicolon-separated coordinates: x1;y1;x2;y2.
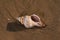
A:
7;21;46;32
7;21;26;32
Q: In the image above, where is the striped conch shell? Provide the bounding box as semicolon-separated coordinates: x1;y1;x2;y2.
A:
16;14;46;28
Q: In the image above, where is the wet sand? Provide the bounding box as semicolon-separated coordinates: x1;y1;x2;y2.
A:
0;0;60;40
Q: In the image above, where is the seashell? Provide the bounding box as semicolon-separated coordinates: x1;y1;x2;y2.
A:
16;14;46;28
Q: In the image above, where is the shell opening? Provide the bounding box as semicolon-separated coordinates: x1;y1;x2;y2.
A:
31;15;40;22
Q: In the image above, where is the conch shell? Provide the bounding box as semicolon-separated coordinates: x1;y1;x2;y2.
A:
16;14;46;28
